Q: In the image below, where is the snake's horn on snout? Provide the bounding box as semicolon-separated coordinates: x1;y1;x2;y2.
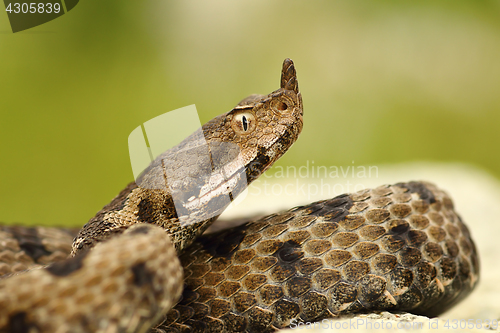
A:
281;58;299;93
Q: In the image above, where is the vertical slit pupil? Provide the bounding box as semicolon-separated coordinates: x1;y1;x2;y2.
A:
242;116;248;131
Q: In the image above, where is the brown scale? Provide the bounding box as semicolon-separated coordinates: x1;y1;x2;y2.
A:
0;225;184;333
155;181;479;333
0;226;78;276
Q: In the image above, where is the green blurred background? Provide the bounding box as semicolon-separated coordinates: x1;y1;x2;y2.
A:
1;0;499;227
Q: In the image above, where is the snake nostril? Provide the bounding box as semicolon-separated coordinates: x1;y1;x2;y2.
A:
277;102;288;111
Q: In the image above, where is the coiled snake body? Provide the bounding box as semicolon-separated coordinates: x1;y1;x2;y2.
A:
0;60;479;333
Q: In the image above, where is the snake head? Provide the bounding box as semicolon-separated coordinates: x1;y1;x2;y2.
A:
204;58;304;185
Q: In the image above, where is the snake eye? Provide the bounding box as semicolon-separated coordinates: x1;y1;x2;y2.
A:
231;111;256;135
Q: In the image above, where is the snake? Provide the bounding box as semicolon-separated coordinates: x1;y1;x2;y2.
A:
0;59;479;333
